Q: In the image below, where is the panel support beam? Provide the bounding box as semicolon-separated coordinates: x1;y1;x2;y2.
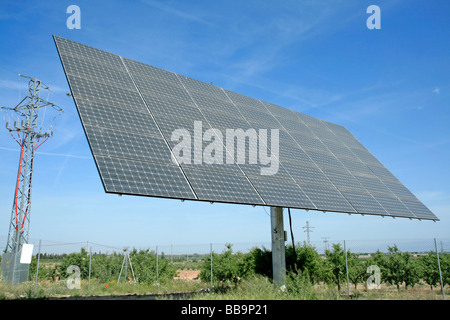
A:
270;206;286;287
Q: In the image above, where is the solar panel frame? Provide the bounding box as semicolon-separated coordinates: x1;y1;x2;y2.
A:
53;35;438;221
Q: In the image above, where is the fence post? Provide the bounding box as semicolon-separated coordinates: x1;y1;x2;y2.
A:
434;238;445;300
88;246;92;290
210;243;213;289
344;240;350;296
156;245;159;283
34;239;42;295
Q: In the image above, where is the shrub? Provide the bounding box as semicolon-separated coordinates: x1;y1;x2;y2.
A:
199;244;254;287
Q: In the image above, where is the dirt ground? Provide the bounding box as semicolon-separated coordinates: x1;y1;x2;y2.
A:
174;270;201;281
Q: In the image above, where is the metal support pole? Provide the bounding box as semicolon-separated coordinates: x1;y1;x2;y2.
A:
156;245;159;283
34;239;41;294
344;240;350;296
210;243;213;289
124;251;128;281
88;246;92;290
128;254;136;282
271;207;286;286
434;238;445;299
118;249;126;283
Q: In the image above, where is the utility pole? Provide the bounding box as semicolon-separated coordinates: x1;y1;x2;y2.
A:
1;75;62;284
322;237;330;252
303;221;314;245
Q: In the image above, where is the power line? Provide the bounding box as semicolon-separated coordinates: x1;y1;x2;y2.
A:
0;63;19;76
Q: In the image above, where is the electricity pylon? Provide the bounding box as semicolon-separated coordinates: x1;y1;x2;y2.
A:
321;237;330;252
303;221;314;246
1;75;62;284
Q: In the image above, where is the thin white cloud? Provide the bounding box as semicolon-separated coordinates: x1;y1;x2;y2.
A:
0;146;90;159
432;87;440;94
225;3;349;78
0;79;26;91
416;190;450;203
0;78;68;98
140;0;214;27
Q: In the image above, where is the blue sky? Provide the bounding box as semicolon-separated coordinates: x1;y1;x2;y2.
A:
0;0;449;254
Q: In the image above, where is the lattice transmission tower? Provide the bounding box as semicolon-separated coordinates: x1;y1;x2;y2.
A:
303;221;314;246
1;75;62;284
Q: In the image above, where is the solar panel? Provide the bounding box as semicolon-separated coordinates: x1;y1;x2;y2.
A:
96;156;197;199
54;35;438;221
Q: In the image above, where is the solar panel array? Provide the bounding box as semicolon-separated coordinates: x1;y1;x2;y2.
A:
54;35;438;221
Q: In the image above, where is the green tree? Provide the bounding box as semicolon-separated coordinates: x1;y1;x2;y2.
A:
382;245;420;290
128;248;177;283
384;246;403;290
419;251;448;290
367;250;387;286
286;242;324;284
324;243;349;291
403;253;421;289
58;248;90;279
420;251;438;290
442;254;450;287
348;254;367;289
28;257;56;281
91;252;122;282
248;246;272;278
199;244;254;287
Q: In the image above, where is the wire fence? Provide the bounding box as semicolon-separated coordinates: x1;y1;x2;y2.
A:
1;236;447;256
0;237;448;299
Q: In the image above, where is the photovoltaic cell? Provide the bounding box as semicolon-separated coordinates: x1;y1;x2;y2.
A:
96;156;196;200
142;95;206;123
60;54;135;91
300;184;356;213
75;98;162;137
282;163;336;188
372;195;415;218
400;199;436;220
322;169;366;192
85;125;173;164
238;107;284;128
340;191;389;216
238;163;294;183
182;168;264;205
248;176;315;209
54;35;438;221
68;74;147;113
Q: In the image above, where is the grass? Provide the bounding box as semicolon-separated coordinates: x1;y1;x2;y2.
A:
190;275;342;300
0;273;447;300
0;278;208;300
346;282;448;300
184;273;448;300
